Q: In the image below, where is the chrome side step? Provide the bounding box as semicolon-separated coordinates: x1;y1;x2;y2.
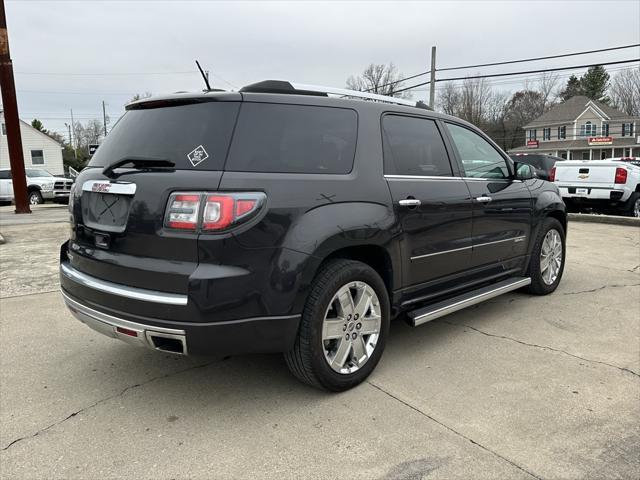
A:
407;277;531;327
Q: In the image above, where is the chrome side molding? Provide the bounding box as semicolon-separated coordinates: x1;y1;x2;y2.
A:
409;277;531;326
60;262;188;306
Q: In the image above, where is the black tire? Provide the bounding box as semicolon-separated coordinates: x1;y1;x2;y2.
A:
620;192;640;218
526;217;566;295
28;190;43;205
284;259;390;391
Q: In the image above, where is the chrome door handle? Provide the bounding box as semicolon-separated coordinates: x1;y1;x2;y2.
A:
475;196;492;203
399;198;421;208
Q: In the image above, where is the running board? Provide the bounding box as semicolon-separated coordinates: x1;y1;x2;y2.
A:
407;277;531;327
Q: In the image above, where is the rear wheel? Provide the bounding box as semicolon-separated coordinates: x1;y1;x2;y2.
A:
28;190;43;205
526;217;566;295
621;192;640;218
284;259;390;391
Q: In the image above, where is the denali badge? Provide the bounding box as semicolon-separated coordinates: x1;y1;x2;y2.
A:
187;145;209;167
92;182;112;193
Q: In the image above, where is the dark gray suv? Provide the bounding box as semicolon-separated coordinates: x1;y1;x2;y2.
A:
60;81;567;391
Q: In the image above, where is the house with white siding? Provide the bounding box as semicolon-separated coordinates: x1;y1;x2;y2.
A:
509;96;639;160
0;110;64;175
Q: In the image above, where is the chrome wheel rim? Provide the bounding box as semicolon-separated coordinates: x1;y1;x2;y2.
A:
633;199;640;218
322;281;381;374
29;194;40;205
540;229;563;285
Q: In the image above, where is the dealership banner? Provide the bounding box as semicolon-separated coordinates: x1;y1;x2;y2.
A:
526;140;539;148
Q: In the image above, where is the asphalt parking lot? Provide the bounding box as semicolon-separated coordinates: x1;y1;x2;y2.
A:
0;207;638;479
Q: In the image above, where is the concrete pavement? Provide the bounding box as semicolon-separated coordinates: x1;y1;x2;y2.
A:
0;220;638;479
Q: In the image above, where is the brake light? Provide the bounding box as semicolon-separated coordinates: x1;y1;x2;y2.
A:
164;192;265;232
165;193;201;230
549;166;556;182
614;167;627;184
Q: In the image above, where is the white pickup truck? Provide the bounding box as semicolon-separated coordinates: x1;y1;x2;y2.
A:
553;158;640;217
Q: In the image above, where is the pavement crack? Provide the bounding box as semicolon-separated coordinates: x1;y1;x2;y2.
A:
0;361;213;452
368;382;543;480
628;264;640;273
561;283;640;295
438;320;639;378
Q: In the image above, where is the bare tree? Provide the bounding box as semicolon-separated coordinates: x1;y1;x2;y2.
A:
346;63;412;98
437;82;461;116
457;77;494;127
73;119;105;149
129;92;153;104
609;68;640;116
535;72;560;111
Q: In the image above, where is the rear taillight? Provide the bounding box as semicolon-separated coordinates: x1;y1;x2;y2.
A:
164;192;265;232
165;193;201;230
549;166;556;182
614;167;628;184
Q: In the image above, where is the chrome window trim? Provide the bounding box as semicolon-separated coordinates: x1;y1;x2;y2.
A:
60;262;188;306
82;180;137;195
384;174;464;181
411;235;527;261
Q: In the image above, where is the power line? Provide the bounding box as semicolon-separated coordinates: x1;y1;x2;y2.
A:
393;58;640;94
364;43;640;92
436;43;640;72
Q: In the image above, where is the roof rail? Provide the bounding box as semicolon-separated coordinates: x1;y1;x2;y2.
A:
239;80;420;108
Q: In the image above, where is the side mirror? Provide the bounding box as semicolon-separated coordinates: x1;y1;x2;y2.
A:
515;162;535;180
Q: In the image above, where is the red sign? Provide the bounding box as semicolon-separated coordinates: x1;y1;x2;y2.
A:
527;140;539;148
588;136;613;145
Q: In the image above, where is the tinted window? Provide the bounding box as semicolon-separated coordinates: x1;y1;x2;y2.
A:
88;102;240;170
0;171;10;179
26;169;52;177
510;155;543;169
382;115;452;176
227;103;357;174
447;123;509;179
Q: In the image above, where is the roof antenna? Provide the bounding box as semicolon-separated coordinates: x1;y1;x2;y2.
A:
195;60;212;91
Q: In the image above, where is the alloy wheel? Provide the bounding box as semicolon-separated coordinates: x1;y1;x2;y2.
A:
633;198;640;218
540;229;563;285
321;281;381;374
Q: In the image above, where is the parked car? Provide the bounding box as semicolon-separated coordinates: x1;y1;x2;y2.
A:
0;168;71;205
510;153;564;181
60;81;567;391
553;158;640;217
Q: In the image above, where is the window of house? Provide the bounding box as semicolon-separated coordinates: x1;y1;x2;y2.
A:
446;123;509;179
30;150;45;165
602;123;609;137
580;121;597;137
557;126;566;139
622;123;635;137
528;129;537;141
382;115;453;176
1;123;6;135
543;128;551;140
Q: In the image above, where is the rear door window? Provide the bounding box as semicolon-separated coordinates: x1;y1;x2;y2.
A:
226;103;357;174
88;102;241;170
382;115;452;176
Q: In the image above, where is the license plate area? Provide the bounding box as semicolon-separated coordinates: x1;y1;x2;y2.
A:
81;192;132;233
576;188;589;195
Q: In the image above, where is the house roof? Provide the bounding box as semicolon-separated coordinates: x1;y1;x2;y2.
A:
0;109;63;147
524;96;639;129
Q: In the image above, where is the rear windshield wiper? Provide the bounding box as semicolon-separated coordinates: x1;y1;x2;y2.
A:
102;157;175;178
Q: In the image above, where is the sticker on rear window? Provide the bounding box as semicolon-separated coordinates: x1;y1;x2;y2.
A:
187;145;209;167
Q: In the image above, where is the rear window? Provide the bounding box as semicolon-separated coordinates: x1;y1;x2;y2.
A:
226;103;357;174
88;102;240;170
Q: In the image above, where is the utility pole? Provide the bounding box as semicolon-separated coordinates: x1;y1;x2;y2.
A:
429;45;436;109
102;100;107;136
0;0;30;213
70;108;77;158
65;122;72;146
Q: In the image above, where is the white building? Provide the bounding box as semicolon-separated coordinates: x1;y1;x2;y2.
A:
0;110;64;175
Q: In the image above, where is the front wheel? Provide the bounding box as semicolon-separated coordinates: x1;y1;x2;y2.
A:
284;259;390;391
28;190;43;205
526;217;566;295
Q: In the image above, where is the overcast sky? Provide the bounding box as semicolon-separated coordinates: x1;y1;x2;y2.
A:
4;0;640;138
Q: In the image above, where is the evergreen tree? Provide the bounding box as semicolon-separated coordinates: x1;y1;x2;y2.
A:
579;66;610;103
560;75;582;101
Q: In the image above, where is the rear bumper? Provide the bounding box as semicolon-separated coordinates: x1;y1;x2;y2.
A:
60;262;301;356
558;186;630;202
